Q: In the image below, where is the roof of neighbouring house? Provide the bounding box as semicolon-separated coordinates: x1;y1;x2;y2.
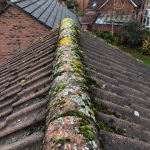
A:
80;13;98;24
1;18;150;149
86;0;146;10
1;0;80;28
95;14;133;25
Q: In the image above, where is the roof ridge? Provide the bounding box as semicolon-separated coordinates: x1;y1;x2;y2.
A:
44;18;101;149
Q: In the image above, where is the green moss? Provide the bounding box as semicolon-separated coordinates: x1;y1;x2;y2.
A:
124;117;130;122
124;105;130;109
98;121;110;132
38;93;47;101
52;91;57;97
57;82;66;92
50;110;93;122
55;137;65;145
98;121;128;136
86;76;100;89
89;67;97;72
26;103;29;106
122;128;127;133
79;125;94;141
26;130;32;136
94;103;120;118
25;120;46;137
59;100;66;105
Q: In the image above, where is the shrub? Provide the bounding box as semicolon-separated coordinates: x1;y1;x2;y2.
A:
120;19;148;47
112;35;121;46
96;32;113;43
142;37;150;54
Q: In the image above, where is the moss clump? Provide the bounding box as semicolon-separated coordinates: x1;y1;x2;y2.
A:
124;105;130;109
57;82;66;92
25;120;45;136
72;59;84;76
79;125;94;141
98;121;127;136
55;137;65;145
94;103;120;118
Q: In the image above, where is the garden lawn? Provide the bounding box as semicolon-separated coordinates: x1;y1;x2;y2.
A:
74;11;86;16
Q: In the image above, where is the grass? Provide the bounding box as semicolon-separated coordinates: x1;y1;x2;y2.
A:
74;11;86;16
131;53;150;66
125;50;150;66
118;45;150;66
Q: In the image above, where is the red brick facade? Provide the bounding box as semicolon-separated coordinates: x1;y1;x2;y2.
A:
82;0;146;33
0;5;50;64
76;0;89;12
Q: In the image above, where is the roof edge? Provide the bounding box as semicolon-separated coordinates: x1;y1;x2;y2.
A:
0;4;10;15
44;18;101;149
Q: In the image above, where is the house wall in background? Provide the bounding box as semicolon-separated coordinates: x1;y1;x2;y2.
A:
0;6;50;64
76;0;89;12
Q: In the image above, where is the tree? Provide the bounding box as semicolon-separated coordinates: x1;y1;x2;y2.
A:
59;0;79;11
120;19;148;47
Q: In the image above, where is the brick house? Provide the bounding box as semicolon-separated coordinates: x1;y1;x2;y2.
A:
0;0;80;64
80;0;146;33
76;0;89;12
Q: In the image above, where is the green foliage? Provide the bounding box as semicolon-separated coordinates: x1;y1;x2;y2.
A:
120;19;148;47
132;53;150;66
74;11;86;16
96;32;113;43
112;35;121;46
79;125;94;141
59;0;79;9
55;137;65;145
142;37;150;54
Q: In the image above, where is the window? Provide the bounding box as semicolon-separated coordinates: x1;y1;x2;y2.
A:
92;2;97;7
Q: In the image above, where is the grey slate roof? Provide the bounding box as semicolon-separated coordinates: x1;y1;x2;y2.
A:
13;0;80;28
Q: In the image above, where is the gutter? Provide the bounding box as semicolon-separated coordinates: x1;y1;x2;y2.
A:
44;18;101;149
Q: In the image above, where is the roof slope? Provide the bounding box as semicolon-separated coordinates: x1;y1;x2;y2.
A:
1;18;150;149
0;27;59;150
12;0;80;28
79;30;150;149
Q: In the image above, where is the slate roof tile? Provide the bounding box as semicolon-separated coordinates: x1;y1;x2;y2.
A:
14;0;80;28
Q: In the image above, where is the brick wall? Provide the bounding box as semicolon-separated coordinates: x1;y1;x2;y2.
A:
76;0;89;12
0;5;50;64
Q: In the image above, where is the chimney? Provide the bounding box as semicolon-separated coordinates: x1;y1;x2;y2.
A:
0;0;7;10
